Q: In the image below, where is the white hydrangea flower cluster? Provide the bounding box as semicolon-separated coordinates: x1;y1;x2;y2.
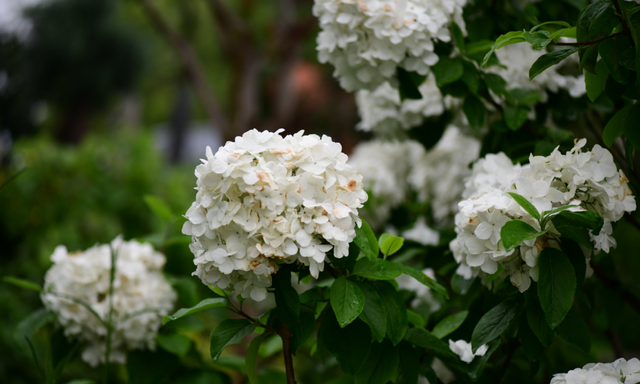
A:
183;129;367;302
451;139;636;292
449;339;488;363
396;267;441;311
488;44;586;101
355;76;447;133
410;125;481;225
41;237;176;367
313;0;467;91
348;138;425;227
551;358;640;384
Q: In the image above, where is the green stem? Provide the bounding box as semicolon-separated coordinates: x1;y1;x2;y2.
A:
103;245;118;384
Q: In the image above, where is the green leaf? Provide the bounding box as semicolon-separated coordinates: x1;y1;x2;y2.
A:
500;220;547;252
599;38;630;85
520;317;545;360
246;334;265;384
377;281;408;346
209;319;256;360
606;103;637;148
463;96;486;130
554;223;593;249
529;47;581;80
407;309;426;328
508;192;541;220
452;22;465;53
397;264;449;299
398;67;426;101
144;195;173;221
523;30;553;50
14;308;54;348
320;311;372;375
557;306;591;353
482;31;526;68
398;343;421;384
162;298;227;326
378;233;405;256
431;311;468;339
578;0;612;30
527;300;555;347
580;43;601;74
561;239;587;286
353;258;402;280
451;274;475;295
555;211;604;233
157;333;192;357
331;278;365;328
354;341;399;384
589;7;618;40
471;299;518;352
504;105;529;130
537;248;576;329
550;27;577;40
273;266;300;327
354;281;388;343
3;276;43;292
461;60;480;94
354;220;379;259
290;311;315;355
485;73;507;96
432;57;464;87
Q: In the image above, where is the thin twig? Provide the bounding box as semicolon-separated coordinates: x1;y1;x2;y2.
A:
280;323;297;384
611;0;632;40
552;32;626;46
138;0;228;132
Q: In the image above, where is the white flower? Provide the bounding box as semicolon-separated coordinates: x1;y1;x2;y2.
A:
451;139;635;293
449;339;488;363
348;139;424;227
0;0;49;40
487;44;586;101
397;268;441;311
551;358;640;384
355;76;448;133
402;217;440;246
410;125;481;225
41;237;176;367
313;0;468;91
183;129;367;301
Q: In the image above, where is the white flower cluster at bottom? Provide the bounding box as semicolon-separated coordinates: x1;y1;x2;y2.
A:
41;237;176;366
551;358;640;384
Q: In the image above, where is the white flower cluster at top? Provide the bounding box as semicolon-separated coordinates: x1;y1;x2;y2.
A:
551;358;640;384
41;237;176;367
488;44;586;101
348;139;425;226
451;139;636;292
355;75;446;133
313;0;467;92
410;125;481;225
183;129;367;302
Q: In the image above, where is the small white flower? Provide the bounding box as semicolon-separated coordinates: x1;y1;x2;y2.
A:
41;237;176;367
449;339;488;363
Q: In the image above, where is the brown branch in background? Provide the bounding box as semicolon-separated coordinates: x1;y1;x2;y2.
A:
280;323;297;384
553;32;626;46
138;0;228;133
591;261;640;314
